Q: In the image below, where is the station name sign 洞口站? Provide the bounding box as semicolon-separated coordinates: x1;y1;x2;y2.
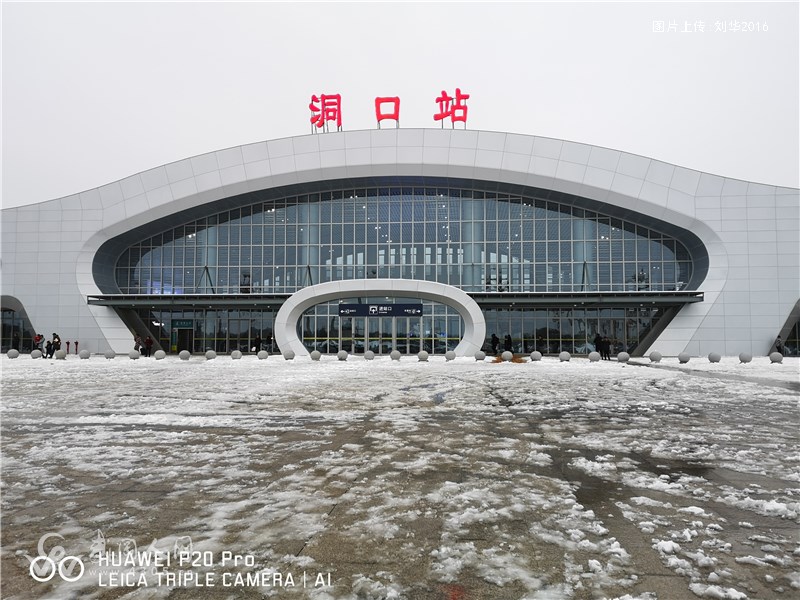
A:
308;88;469;132
338;304;423;317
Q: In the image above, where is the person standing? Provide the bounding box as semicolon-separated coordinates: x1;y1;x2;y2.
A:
134;335;142;353
12;332;20;351
593;333;603;354
143;336;154;357
34;333;44;353
504;334;513;353
601;336;611;360
253;335;262;353
490;334;500;355
52;333;61;352
45;340;54;358
775;335;784;355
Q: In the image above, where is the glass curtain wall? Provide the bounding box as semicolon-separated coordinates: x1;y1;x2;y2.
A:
116;187;693;296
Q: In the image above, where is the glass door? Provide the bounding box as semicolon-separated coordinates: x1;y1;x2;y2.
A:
380;317;393;354
395;317;409;354
367;317;380;354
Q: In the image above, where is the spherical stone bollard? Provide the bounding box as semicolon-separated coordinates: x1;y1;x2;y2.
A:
649;351;663;363
769;352;783;364
79;349;91;359
445;350;456;361
617;352;630;363
31;349;43;359
105;350;116;359
390;350;401;361
257;350;269;360
337;350;348;361
588;351;601;362
559;351;571;362
678;352;691;364
154;350;166;360
738;352;752;364
128;350;140;360
418;351;429;362
179;350;191;361
501;351;513;362
474;350;486;361
231;350;242;360
708;352;721;363
364;350;375;361
283;350;295;360
205;350;216;360
530;351;542;361
7;349;19;359
310;350;322;361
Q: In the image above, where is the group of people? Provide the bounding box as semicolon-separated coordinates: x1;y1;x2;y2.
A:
31;332;61;358
133;335;155;357
490;333;514;355
593;333;613;360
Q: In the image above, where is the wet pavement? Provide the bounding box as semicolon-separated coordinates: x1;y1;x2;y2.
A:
1;355;798;599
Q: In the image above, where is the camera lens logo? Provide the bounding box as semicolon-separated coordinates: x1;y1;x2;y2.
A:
26;533;84;583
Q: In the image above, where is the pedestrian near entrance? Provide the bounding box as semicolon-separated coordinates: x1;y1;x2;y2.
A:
143;336;154;357
134;335;142;353
504;334;513;353
253;335;262;353
12;332;20;351
774;335;784;355
601;336;611;360
491;334;500;355
593;333;603;353
45;340;54;358
52;333;61;351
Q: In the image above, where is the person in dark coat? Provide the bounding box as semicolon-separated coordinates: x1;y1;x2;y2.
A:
253;335;262;352
143;336;154;357
12;333;20;351
774;336;784;354
490;334;500;355
593;333;603;353
45;340;54;358
504;334;513;352
601;336;611;360
52;333;61;351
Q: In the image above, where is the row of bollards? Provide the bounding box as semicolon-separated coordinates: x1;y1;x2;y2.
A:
7;348;787;364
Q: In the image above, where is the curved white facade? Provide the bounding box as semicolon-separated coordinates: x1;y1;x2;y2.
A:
2;128;797;355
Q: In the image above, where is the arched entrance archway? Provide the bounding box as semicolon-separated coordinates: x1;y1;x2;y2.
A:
275;280;486;357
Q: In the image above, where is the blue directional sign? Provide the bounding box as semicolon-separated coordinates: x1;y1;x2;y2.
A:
338;303;423;317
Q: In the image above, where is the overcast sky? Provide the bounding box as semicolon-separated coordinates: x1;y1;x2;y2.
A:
2;1;798;208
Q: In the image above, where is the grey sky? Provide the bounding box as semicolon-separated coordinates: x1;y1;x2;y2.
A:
2;1;798;208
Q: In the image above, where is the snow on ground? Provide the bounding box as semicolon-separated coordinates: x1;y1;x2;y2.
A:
0;353;798;600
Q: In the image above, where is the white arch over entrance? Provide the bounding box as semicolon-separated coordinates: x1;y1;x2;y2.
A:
274;279;486;357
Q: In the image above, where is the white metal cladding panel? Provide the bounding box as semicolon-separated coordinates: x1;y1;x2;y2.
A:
1;129;796;355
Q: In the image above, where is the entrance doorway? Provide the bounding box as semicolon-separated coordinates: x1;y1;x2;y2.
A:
337;316;429;355
176;329;193;353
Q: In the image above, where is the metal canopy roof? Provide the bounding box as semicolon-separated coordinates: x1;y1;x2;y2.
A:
88;290;703;310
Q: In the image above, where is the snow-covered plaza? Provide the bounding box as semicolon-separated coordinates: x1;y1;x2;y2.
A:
1;354;798;600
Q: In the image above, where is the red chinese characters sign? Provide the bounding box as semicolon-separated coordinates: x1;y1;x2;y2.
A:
375;97;400;128
309;94;342;132
308;89;469;132
434;88;469;127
